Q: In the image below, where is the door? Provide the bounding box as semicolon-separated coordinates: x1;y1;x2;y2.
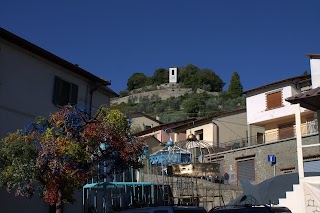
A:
237;158;255;184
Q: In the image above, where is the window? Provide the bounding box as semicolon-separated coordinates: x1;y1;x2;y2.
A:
145;125;152;130
53;76;78;106
257;133;264;144
195;129;203;140
278;123;294;140
266;91;282;110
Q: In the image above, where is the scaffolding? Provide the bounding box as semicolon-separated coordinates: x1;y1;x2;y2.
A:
82;137;227;212
149;138;225;211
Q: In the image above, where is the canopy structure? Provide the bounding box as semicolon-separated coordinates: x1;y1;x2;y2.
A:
229;172;320;205
286;86;320;111
149;139;191;165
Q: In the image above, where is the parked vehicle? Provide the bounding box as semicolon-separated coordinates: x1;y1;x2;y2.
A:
119;205;207;213
208;205;292;213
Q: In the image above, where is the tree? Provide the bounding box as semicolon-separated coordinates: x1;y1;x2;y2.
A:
127;73;149;91
200;69;225;92
181;93;206;117
0;106;146;213
179;64;201;88
228;72;243;98
150;68;168;85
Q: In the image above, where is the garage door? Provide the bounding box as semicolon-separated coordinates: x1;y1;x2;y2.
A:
237;158;255;184
304;160;320;172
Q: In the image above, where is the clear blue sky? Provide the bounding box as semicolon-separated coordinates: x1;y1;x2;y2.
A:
1;1;320;94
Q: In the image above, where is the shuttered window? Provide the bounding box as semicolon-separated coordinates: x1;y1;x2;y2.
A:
237;158;255;184
53;76;78;106
266;91;282;110
278;123;294;140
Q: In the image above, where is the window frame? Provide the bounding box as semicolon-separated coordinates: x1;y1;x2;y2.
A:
52;76;78;106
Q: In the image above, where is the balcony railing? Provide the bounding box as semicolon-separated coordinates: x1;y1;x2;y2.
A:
216;120;318;153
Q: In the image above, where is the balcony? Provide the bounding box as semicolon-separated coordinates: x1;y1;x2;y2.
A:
217;120;318;152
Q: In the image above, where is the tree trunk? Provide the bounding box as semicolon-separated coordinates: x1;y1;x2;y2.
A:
56;190;62;213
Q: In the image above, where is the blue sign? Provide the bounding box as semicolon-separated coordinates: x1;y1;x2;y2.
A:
267;155;276;163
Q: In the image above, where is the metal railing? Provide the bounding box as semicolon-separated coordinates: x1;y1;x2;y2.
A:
215;120;318;153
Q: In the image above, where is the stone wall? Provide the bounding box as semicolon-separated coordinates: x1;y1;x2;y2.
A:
207;134;319;185
143;174;242;211
111;84;218;105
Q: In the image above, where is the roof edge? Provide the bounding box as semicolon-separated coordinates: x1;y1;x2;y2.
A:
306;53;320;59
0;27;111;86
243;74;311;95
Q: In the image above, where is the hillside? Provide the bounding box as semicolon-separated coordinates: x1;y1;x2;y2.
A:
111;65;245;123
111;86;245;123
111;83;218;105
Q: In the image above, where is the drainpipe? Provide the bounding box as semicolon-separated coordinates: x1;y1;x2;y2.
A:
212;120;219;147
247;124;251;146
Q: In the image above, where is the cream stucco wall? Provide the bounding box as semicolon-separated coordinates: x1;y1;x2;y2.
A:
186;112;264;147
264;112;316;143
0;39;111;136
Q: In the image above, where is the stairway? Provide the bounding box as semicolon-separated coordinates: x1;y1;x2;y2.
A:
278;176;320;213
278;184;303;213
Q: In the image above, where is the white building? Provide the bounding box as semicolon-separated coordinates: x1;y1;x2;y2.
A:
244;74;314;143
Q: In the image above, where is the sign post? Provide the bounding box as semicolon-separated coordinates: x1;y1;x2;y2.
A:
267;154;276;176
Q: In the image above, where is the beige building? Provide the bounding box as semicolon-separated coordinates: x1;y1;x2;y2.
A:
0;27;118;213
129;112;163;133
172;109;264;149
0;27;118;137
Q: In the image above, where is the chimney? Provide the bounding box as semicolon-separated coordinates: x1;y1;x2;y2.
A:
307;54;320;89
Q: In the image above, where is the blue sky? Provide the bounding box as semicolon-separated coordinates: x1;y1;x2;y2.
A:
1;1;320;93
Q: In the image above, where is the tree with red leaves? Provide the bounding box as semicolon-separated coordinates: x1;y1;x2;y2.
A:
0;105;146;213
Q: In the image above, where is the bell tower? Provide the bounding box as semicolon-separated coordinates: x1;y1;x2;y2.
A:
169;67;178;83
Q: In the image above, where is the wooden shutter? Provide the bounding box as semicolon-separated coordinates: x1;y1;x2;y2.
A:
266;91;282;110
237;158;255;184
70;83;78;105
53;76;62;105
278;123;294;140
60;80;71;106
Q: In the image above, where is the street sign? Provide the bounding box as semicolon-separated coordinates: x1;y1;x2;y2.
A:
267;154;276;163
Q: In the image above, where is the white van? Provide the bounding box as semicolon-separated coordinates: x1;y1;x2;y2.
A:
119;205;207;213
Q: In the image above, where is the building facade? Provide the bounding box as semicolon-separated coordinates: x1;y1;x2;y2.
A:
0;27;118;213
0;27;118;137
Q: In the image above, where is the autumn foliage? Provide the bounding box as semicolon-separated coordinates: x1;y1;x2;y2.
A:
0;105;146;206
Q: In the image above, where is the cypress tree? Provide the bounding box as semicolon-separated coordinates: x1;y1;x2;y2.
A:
228;72;243;98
